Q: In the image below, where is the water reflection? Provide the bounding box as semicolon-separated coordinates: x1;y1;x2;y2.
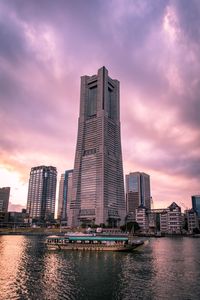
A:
150;237;200;300
0;236;26;300
0;236;200;300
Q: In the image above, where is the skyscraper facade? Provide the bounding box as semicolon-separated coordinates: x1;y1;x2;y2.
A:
68;66;126;227
0;187;10;213
26;166;57;222
126;172;151;220
192;195;200;218
57;169;73;221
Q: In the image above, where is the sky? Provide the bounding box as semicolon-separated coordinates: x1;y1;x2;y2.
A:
0;0;200;212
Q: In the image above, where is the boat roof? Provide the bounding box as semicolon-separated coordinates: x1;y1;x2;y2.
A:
68;236;128;241
47;235;128;241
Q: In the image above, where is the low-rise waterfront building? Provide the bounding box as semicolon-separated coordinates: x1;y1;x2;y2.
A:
186;209;199;233
160;202;182;234
160;210;168;232
8;209;29;226
136;205;149;231
148;211;157;232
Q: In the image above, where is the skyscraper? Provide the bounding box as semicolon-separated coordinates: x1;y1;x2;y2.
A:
126;172;151;220
26;166;57;222
68;66;126;227
0;187;10;213
57;169;73;222
192;195;200;218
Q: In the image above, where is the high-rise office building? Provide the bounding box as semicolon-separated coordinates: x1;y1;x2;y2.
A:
126;172;151;220
192;195;200;218
0;187;10;212
57;170;73;221
68;66;126;227
26;166;57;222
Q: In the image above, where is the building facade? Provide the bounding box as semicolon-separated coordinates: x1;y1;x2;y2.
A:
192;195;200;218
57;170;73;222
126;172;151;220
0;187;10;224
8;209;29;225
160;202;182;234
0;187;10;212
26;166;57;223
186;209;199;233
136;205;149;231
68;66;126;227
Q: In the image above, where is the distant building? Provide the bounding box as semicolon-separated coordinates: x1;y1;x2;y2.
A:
57;170;73;222
136;205;149;231
26;166;57;223
0;187;10;213
149;209;166;232
186;209;199;233
160;202;182;234
0;187;10;224
192;195;200;218
68;67;126;227
126;172;151;220
160;211;168;233
8;209;29;225
57;173;65;220
148;212;157;232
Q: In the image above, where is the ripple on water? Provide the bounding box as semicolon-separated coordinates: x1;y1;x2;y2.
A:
0;236;200;300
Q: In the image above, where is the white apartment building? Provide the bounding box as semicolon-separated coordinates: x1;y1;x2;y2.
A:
160;202;182;234
136;205;149;231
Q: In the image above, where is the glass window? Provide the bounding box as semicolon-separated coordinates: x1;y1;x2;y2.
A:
87;86;97;117
108;87;115;119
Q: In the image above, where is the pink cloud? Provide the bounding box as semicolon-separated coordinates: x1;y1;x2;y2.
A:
0;0;200;210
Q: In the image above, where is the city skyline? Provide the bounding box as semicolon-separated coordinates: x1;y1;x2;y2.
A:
0;1;200;211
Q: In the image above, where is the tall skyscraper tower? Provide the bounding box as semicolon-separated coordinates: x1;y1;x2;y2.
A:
68;66;126;227
192;195;200;218
57;169;73;221
27;166;57;222
126;172;151;220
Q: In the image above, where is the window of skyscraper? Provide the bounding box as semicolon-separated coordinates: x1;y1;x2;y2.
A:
129;176;138;192
108;87;115;119
87;86;97;117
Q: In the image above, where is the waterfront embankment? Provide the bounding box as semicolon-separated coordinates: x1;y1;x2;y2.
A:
0;227;73;236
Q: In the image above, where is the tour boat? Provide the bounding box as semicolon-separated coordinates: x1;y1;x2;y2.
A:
45;234;144;252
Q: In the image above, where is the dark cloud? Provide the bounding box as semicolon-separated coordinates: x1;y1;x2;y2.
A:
175;0;200;42
0;18;28;64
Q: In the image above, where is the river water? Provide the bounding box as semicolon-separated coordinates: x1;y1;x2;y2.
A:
0;235;200;300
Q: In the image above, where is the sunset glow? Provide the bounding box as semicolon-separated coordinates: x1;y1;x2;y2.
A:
0;0;199;211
